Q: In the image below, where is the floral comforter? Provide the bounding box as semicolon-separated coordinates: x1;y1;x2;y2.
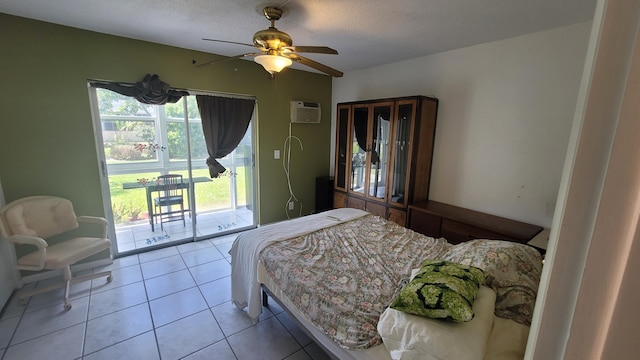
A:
259;214;451;350
258;214;544;350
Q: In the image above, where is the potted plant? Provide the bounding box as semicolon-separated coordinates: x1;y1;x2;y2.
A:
128;202;143;222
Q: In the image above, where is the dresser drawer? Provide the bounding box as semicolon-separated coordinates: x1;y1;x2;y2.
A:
388;208;406;227
347;196;366;210
408;200;542;245
365;201;387;218
407;207;442;238
440;219;520;244
333;192;347;208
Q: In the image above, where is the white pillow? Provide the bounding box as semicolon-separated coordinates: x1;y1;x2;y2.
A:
378;284;496;360
484;317;530;360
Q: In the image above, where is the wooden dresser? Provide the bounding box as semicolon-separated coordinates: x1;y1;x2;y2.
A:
407;200;543;245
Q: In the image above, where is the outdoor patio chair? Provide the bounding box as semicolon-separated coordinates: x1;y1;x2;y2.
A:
153;174;186;230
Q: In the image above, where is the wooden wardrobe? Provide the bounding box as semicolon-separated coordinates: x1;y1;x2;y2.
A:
333;95;438;226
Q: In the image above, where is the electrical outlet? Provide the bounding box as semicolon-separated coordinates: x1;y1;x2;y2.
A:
288;201;294;210
274;150;280;159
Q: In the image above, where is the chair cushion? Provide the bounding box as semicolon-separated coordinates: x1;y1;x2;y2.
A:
154;196;184;206
4;196;78;238
18;237;111;269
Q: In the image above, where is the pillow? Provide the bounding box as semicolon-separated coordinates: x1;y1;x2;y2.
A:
379;285;497;360
442;239;542;325
484;317;530;360
390;260;486;322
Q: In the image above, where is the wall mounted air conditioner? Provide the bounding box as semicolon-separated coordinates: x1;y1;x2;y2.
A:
290;101;321;124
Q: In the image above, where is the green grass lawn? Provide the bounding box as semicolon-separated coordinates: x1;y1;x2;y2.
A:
109;167;248;224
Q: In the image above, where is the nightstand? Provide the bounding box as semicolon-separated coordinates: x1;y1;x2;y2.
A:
527;228;550;257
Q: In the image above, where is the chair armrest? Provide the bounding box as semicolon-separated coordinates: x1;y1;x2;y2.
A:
8;234;47;248
8;234;48;270
77;216;108;225
77;216;109;238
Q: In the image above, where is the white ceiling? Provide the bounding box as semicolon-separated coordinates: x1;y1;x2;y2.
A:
1;0;597;76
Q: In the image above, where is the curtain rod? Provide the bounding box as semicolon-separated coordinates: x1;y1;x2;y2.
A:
87;79;256;102
188;89;256;101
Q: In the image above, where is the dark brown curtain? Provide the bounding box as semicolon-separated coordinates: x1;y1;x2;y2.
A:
93;74;188;104
353;110;379;164
196;95;256;178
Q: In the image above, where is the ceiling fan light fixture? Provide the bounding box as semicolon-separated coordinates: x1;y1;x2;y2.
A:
201;6;341;77
254;54;292;74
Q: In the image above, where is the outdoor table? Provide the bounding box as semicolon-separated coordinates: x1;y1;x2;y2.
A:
122;176;212;231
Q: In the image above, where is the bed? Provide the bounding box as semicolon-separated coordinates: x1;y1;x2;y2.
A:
230;208;542;360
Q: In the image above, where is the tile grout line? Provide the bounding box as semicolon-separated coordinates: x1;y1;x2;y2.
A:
2;228;327;360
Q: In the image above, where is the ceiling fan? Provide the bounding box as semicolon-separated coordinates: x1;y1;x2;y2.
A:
195;6;343;77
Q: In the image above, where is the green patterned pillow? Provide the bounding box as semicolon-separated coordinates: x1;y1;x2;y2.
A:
390;260;486;322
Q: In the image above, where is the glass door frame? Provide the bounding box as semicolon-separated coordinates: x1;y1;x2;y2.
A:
366;102;394;202
88;85;258;256
387;99;417;209
334;104;352;193
349;104;371;197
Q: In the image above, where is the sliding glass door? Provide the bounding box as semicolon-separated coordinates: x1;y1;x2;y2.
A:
90;87;256;255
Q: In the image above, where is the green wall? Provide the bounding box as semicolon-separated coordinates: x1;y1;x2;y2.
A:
0;14;332;233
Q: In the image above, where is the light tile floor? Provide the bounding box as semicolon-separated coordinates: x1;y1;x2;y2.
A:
116;207;256;253
0;234;331;360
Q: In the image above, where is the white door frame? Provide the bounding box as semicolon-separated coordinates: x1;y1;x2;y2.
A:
526;0;640;358
0;178;21;309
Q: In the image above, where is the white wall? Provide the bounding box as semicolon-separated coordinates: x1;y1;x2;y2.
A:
332;22;592;228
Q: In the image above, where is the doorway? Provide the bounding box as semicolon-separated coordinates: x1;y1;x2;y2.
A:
89;87;257;256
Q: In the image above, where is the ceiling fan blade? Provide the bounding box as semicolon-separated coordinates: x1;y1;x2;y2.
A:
282;46;338;55
193;53;258;68
284;54;343;77
202;38;257;48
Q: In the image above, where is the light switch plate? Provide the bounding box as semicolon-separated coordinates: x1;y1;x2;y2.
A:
274;150;280;159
